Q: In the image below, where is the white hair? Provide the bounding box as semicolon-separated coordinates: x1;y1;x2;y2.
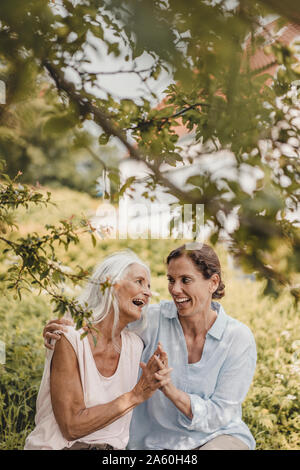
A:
76;250;150;346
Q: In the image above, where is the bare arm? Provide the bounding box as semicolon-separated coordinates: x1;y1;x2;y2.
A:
159;382;193;419
50;335;169;441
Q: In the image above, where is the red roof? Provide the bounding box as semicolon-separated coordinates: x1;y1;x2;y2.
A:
247;21;300;72
163;21;300;139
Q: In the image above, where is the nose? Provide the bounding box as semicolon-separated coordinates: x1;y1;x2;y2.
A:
169;280;183;296
142;284;152;299
145;286;152;298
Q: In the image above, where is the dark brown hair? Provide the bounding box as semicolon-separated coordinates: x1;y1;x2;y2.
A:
166;243;225;299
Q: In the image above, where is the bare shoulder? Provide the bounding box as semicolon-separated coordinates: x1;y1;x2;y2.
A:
51;333;78;372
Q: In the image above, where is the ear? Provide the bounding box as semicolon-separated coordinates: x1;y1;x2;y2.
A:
112;281;120;294
209;273;220;294
112;280;126;292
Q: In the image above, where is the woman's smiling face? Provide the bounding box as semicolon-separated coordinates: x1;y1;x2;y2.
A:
167;255;219;317
114;263;152;323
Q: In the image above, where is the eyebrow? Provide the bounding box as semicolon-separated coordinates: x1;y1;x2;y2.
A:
167;274;193;278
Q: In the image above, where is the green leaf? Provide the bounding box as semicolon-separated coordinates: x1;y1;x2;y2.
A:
119;176;136;196
91;233;96;247
43;114;77;136
99;133;110;145
80;331;88;340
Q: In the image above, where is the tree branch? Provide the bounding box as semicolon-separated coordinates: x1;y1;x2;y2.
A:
125;102;210;133
42;60;201;204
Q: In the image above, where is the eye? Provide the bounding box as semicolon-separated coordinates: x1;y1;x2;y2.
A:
136;279;143;284
182;277;191;284
167;277;174;284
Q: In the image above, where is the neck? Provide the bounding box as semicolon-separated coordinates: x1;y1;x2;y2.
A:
91;310;127;347
179;302;217;338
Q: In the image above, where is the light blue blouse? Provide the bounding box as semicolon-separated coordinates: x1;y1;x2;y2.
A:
127;300;257;450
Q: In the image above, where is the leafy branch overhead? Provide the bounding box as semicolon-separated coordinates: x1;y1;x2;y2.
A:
0;0;300;301
0;165;97;328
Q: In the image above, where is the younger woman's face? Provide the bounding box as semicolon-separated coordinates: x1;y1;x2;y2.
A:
167;255;219;318
114;263;151;323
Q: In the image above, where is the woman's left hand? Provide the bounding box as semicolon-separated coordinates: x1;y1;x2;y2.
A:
153;343;173;394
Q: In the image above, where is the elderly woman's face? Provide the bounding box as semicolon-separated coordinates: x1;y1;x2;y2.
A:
167;255;219;317
114;263;151;322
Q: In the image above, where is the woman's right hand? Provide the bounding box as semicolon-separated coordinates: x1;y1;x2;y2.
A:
131;346;173;404
43;318;74;350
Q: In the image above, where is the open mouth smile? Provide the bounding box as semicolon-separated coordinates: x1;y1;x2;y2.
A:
174;297;191;306
132;298;146;307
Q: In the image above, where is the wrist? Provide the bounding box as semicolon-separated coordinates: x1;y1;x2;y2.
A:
129;388;144;407
161;381;176;398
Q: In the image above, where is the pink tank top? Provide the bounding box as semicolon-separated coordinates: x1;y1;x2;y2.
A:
24;326;143;450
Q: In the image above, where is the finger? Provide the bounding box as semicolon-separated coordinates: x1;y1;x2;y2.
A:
157;341;166;352
158;378;171;388
44;338;54;350
43;323;65;334
158;345;167;357
147;358;160;373
160;352;168;367
158;349;168;361
159;347;167;358
154;368;173;378
155;343;168;365
145;356;154;370
147;354;159;369
45;332;62;342
153;378;171;390
43;324;68;337
154;355;166;369
45;318;61;325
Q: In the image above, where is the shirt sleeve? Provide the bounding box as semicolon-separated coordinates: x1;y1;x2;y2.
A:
177;325;257;433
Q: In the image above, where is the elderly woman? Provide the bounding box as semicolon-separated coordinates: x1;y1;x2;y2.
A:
24;251;171;450
43;243;257;450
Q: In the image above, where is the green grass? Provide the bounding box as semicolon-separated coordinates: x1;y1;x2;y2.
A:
0;187;299;449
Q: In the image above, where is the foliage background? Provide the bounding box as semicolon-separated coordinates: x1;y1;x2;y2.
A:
0;187;299;450
0;0;300;451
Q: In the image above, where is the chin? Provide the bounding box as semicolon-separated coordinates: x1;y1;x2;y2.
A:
128;308;142;322
178;309;192;316
177;306;196;317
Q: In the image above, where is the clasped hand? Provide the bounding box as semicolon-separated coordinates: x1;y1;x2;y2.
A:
133;342;173;403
